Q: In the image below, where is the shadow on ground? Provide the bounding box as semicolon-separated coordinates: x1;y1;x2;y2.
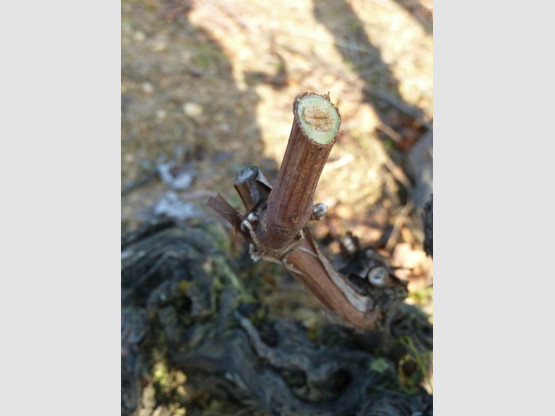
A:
121;0;278;231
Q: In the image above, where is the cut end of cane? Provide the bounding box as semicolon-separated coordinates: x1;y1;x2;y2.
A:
295;93;341;145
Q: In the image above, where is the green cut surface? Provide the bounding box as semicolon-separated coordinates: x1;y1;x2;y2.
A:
296;95;340;144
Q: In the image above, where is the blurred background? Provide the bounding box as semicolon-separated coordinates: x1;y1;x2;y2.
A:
122;0;432;410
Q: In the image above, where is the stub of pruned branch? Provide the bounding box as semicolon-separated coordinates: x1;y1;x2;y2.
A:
209;92;407;331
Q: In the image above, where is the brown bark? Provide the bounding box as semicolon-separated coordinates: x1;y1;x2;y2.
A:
255;94;337;252
209;92;407;331
284;238;379;330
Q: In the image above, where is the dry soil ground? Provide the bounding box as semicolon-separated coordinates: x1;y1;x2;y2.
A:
122;0;433;412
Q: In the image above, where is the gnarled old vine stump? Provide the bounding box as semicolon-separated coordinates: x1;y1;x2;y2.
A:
122;218;432;416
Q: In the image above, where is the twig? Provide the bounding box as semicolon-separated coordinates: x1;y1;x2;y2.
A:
179;189;217;200
382;152;414;194
376;123;402;143
209;93;408;331
385;202;414;252
363;87;432;128
255;92;340;253
323;154;354;172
